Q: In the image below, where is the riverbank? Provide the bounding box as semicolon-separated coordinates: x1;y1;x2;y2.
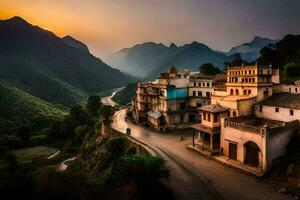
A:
101;87;124;106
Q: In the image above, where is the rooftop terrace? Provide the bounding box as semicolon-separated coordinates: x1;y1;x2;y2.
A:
224;115;287;134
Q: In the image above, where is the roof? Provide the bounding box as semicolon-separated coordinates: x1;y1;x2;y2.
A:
260;93;300;110
190;123;220;134
147;111;161;119
198;104;228;113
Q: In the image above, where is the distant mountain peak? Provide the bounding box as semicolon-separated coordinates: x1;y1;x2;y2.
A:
62;35;90;53
169;43;177;48
187;41;210;50
7;16;27;23
1;16;30;26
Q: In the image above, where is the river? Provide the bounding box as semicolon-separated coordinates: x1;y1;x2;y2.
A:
101;87;124;106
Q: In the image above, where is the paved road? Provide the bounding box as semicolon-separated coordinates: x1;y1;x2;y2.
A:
101;87;124;106
111;109;290;200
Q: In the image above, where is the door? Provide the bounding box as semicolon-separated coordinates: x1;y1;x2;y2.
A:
229;143;237;160
245;142;259;167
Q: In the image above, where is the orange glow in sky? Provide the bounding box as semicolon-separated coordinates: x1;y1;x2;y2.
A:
1;0;299;57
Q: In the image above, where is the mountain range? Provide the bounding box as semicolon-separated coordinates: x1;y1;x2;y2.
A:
0;16;134;107
105;36;278;79
225;36;279;61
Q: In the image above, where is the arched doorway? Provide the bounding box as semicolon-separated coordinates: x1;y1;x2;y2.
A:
230;89;233;95
235;89;239;95
244;141;260;167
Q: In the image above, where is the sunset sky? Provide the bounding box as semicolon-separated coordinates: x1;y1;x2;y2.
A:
1;0;300;57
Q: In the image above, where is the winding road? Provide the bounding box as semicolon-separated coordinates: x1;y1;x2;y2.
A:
104;91;290;200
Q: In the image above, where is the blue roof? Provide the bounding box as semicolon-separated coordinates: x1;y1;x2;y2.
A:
147;111;161;119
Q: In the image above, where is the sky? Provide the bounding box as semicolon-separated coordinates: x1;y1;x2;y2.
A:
1;0;300;57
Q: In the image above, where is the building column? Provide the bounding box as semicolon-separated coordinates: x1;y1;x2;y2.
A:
210;133;213;152
192;129;195;147
201;132;205;150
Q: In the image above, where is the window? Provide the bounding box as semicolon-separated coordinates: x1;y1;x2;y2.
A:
290;110;294;116
248;90;251;95
193;91;196;96
296;88;298;93
206;92;210;97
243;90;247;95
196;103;202;107
203;83;205;87
249;70;251;74
242;78;244;82
252;78;255;82
275;107;279;112
203;113;206;120
207;113;211;122
289;88;291;93
194;82;196;87
235;89;239;95
198;91;202;96
207;83;210;87
232;111;237;117
230;89;233;95
198;83;201;87
214;114;218;123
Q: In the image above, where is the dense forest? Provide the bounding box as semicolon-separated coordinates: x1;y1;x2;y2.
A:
0;95;171;200
257;34;300;83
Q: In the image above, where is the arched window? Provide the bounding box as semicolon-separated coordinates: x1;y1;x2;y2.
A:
252;78;255;82
235;89;239;95
243;90;247;95
242;78;244;82
198;91;202;96
232;111;237;117
230;89;233;95
248;90;251;95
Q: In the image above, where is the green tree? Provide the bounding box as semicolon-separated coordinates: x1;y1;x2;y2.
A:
115;155;169;183
70;104;88;127
282;62;300;83
104;136;128;159
199;63;220;75
86;95;102;118
99;105;114;122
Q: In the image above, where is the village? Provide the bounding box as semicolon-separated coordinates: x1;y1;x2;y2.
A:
131;64;300;176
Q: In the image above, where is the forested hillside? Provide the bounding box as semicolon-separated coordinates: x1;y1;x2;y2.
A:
0;80;66;135
0;16;133;107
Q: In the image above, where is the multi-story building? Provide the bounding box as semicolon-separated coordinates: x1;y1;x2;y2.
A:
188;74;222;107
190;64;300;176
133;66;226;131
211;63;275;117
190;104;229;155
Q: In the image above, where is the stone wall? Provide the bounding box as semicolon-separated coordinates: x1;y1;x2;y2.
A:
266;120;299;169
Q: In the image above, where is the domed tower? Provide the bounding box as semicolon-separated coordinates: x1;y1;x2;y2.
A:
169;65;178;74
